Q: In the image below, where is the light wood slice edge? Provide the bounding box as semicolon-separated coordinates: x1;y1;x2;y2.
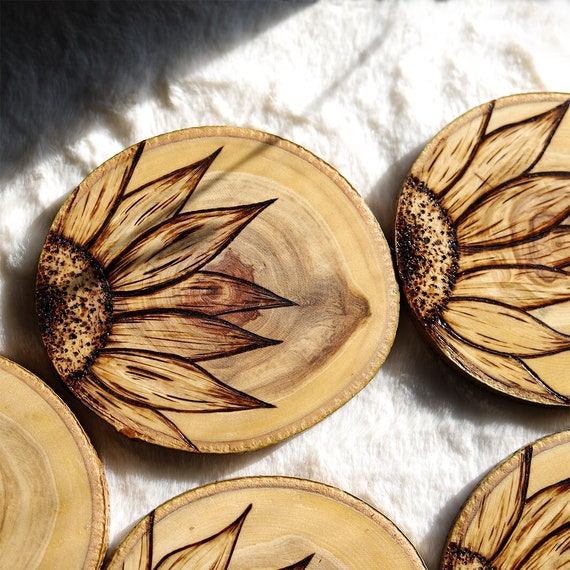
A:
0;355;109;569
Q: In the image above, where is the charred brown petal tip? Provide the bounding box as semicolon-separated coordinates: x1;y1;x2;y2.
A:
280;553;316;570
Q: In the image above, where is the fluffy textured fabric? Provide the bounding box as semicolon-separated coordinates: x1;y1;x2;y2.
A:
1;1;569;567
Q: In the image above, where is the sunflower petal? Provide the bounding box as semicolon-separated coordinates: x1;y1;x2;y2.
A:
153;504;251;570
435;324;568;404
441;101;569;220
417;103;491;194
492;480;570;568
73;373;197;450
113;271;294;316
456;174;570;247
91;148;222;267
462;447;531;557
91;350;271;411
108;201;275;292
453;266;570;310
121;515;151;570
522;351;570;401
443;298;570;357
459;227;570;271
107;312;280;361
509;526;570;570
281;554;316;570
529;300;570;335
56;142;144;247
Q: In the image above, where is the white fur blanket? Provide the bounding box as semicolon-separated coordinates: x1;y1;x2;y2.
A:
1;1;569;567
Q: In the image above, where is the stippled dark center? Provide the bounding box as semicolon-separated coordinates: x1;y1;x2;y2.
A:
441;543;496;570
396;176;458;326
36;233;112;384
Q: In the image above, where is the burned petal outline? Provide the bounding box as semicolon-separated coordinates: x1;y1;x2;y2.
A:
492;479;570;568
107;201;276;293
112;270;296;316
149;504;315;570
458;226;570;271
456;173;570;247
91;148;223;266
434;323;569;404
119;514;152;570
91;350;272;412
74;373;198;451
419;102;492;196
440;100;569;220
510;524;570;570
452;266;570;310
56;142;145;248
442;298;570;357
462;447;531;557
280;554;316;570
106;310;281;362
153;505;251;569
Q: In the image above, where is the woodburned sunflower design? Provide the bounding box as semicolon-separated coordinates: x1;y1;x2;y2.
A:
119;504;314;570
37;142;293;451
36;127;398;452
396;94;570;404
441;430;570;569
106;477;426;569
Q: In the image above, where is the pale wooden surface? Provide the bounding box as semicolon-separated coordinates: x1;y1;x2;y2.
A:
396;93;570;406
36;127;399;453
440;429;570;568
3;4;570;567
106;476;426;569
0;356;108;569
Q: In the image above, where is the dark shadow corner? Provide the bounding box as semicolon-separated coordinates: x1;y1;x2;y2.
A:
0;0;316;176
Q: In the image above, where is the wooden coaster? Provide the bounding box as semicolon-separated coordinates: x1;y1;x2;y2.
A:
36;127;399;452
395;93;570;405
0;355;108;569
440;430;570;568
107;476;426;569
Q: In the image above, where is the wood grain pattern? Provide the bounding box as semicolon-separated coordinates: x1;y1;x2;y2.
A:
0;356;108;569
440;430;570;569
106;476;426;570
36;127;399;452
395;93;570;405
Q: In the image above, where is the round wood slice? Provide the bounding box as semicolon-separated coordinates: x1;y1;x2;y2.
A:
395;92;570;405
440;429;570;569
36;127;399;452
0;355;108;569
107;476;426;569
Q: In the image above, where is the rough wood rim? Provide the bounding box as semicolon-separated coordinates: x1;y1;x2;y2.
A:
395;92;570;405
106;476;426;569
36;126;399;452
440;429;570;569
0;355;109;569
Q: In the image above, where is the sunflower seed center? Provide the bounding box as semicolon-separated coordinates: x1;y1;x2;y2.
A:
396;176;458;325
36;234;112;384
441;543;496;570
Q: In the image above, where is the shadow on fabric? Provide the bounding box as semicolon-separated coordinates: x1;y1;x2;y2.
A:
0;0;315;177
